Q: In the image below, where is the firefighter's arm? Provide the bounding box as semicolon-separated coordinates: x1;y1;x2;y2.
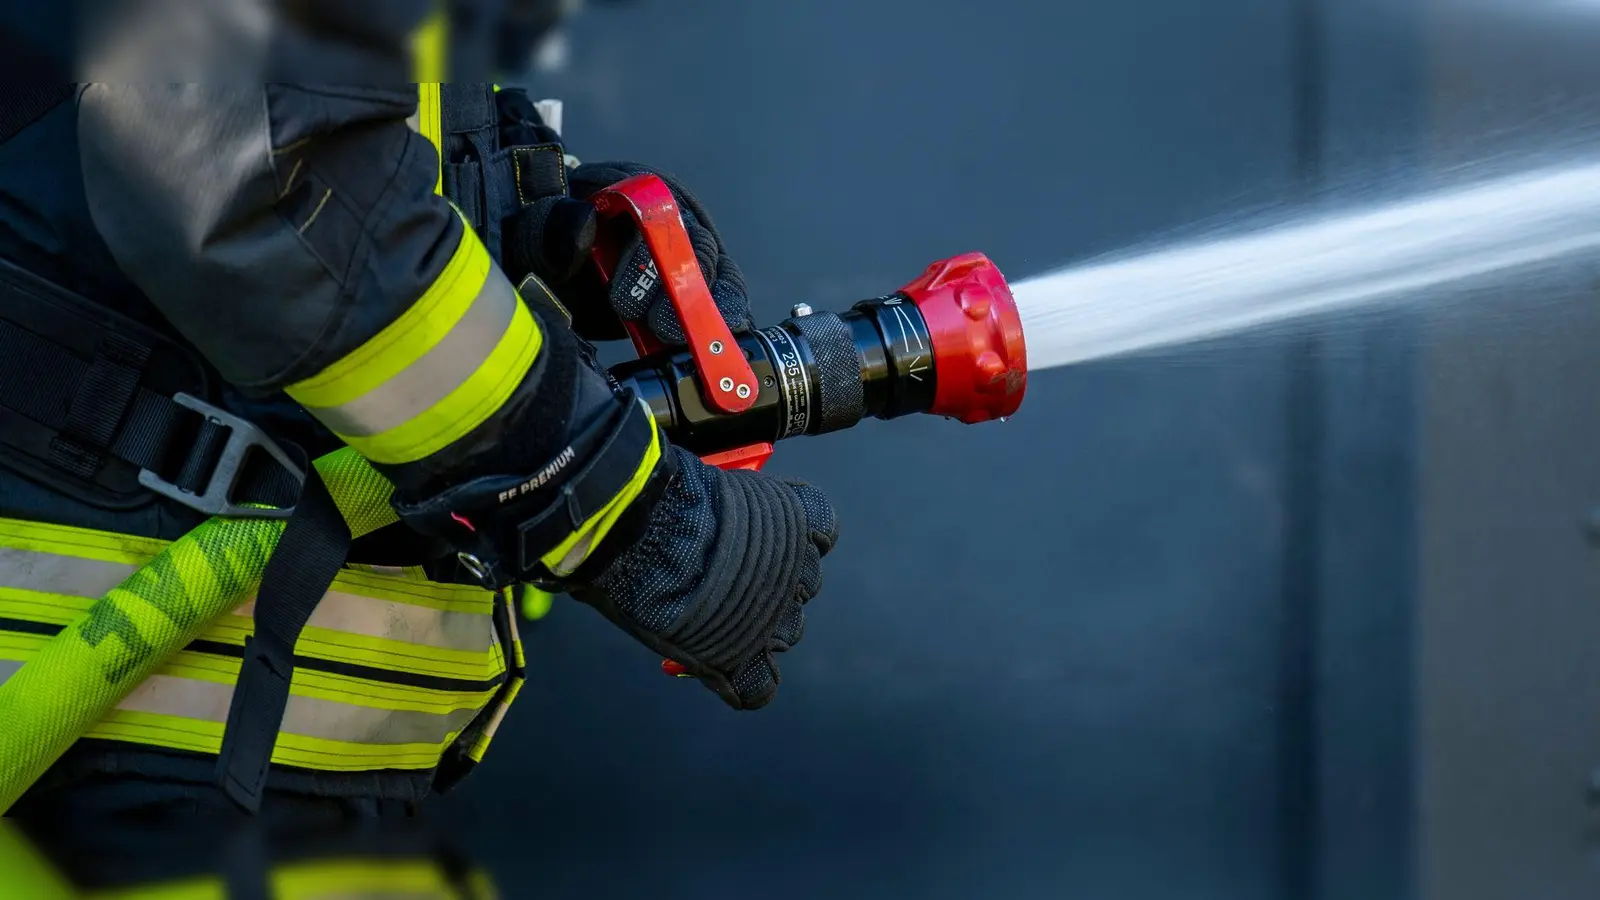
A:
77;83;839;710
76;80;660;572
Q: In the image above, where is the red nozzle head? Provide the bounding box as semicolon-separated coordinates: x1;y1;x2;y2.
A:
898;253;1028;424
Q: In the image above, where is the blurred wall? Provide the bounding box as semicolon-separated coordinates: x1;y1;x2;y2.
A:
1417;3;1600;898
435;2;1592;898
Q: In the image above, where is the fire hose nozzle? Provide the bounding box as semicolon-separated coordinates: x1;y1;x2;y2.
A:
609;252;1029;462
895;252;1027;424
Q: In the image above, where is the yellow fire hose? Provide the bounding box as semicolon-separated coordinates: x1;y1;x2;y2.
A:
0;449;399;814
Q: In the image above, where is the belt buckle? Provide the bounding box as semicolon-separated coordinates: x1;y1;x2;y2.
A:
137;393;306;519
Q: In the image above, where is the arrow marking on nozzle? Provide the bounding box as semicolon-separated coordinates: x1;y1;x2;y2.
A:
891;306;925;353
909;356;929;381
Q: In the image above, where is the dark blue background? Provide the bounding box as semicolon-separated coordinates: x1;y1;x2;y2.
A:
442;2;1600;898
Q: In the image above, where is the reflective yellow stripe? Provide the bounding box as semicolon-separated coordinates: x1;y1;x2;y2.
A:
0;517;512;774
466;674;522;764
412;82;445;196
84;709;457;772
541;407;664;577
0;524;503;675
236;591;494;654
0;516;166;565
0;642;500;723
85;876;227;900
411;6;448;83
92;862;469;900
406;80;444;196
285;225;542;465
0;594;504;683
0;652;495;742
273;859;456;900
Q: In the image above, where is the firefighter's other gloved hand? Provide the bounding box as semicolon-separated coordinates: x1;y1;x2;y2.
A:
571;446;838;710
501;162;753;345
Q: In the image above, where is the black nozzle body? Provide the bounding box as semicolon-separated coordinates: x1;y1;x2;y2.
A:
608;297;937;456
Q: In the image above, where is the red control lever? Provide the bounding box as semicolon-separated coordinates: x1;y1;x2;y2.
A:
587;176;773;677
589;174;758;416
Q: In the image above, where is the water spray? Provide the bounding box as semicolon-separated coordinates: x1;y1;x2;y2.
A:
1013;159;1600;370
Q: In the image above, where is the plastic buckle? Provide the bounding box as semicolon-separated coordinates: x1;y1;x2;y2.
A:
137;393;306;519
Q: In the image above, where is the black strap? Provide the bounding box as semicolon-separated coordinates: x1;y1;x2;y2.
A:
0;314;300;513
515;396;654;576
509;144;568;205
440;83;495;135
0;84;71;146
215;465;353;813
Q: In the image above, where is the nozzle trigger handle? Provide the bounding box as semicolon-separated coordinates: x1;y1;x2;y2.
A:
589;174;757;415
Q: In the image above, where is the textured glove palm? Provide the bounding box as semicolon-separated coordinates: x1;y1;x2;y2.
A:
573;445;838;710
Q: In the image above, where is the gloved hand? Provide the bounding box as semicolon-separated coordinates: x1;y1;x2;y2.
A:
501;162;754;346
387;305;838;710
573;445;838;710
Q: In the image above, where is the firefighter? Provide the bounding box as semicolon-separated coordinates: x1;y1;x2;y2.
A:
0;0;837;820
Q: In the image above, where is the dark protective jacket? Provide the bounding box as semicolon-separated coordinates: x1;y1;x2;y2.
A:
0;1;655;809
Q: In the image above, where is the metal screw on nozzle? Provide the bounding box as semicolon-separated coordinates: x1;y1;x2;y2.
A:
719;377;735;392
790;303;813;318
736;384;752;399
709;340;724;355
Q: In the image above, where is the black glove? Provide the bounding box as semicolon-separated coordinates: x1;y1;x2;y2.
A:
501;162;754;346
573;445;838;710
387;307;839;711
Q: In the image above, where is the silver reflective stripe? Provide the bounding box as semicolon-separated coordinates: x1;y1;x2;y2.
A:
235;591;494;654
119;674;482;745
549;528;597;579
0;659;22;684
0;547;135;597
1;546;493;654
298;267;519;438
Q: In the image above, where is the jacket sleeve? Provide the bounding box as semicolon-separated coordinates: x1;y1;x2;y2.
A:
76;13;663;580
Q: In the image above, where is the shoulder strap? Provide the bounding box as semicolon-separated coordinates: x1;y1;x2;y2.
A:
0;257;301;514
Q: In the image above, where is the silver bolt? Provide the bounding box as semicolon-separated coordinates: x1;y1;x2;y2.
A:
709;340;724;355
790;303;814;318
736;384;752;399
719;377;735;392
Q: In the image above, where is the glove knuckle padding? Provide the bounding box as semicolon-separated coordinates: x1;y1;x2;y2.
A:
771;601;806;651
676;469;807;669
730;653;780;710
583;447;816;706
784;481;840;556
